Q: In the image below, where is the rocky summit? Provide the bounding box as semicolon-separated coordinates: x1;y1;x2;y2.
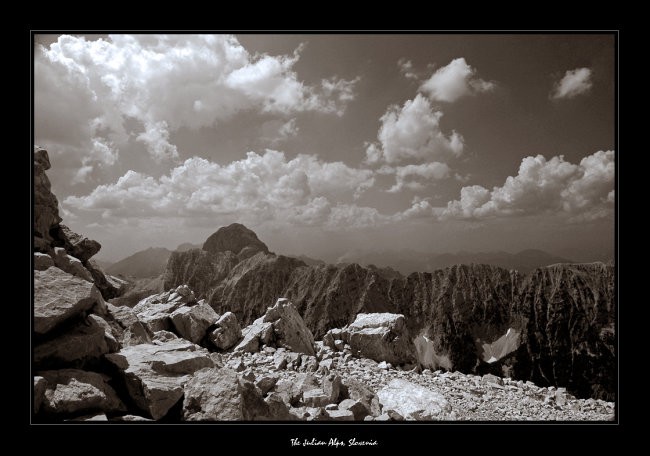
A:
33;147;615;422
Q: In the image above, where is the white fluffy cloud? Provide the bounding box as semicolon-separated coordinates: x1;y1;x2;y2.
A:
387;162;451;193
64;150;378;228
420;58;495;102
551;68;593;99
441;150;614;221
35;34;359;169
365;94;463;165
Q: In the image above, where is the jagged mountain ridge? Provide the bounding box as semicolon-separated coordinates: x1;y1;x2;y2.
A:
334;248;574;275
163;224;615;400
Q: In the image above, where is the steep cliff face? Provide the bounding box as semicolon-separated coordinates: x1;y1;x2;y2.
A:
163;225;615;399
510;263;615;400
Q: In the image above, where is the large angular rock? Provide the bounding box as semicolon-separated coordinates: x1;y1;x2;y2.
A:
209;312;242;350
377;379;450;420
106;339;213;420
346;313;416;365
341;378;381;417
57;224;101;262
170;302;219;344
234;321;273;353
263;299;315;355
52;247;93;282
39;369;126;416
105;303;152;347
132;287;193;332
34;316;110;368
182;368;291;421
34;267;104;335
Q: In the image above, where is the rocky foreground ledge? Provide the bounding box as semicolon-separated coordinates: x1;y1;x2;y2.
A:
33;281;614;421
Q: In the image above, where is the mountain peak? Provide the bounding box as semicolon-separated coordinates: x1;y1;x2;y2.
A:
202;223;269;256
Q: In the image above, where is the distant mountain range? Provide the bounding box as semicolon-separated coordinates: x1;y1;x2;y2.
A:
333;248;574;275
106;243;201;278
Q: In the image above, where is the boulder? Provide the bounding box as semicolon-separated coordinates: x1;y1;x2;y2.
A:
303;389;330;407
106;339;214;420
34;253;54;271
377;379;450;420
326;409;354;421
153;330;178;342
208;312;242;350
341;378;381;417
87;314;120;352
39;369;126;416
263;299;315;355
255;374;279;395
338;399;369;420
170;302;219;344
346;313;416;365
234;321;273;353
182;368;291;421
132;288;191;332
105;303;152;346
34;316;110;368
34;267;103;335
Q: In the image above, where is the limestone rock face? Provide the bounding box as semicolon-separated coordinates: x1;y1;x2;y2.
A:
39;369;126;416
377;379;450;420
106;339;214;420
34;267;104;335
345;313;416;365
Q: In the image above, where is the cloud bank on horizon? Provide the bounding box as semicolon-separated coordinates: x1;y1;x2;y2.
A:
34;34;615;260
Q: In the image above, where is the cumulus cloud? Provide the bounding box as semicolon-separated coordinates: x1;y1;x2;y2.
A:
64;150;377;228
35;34;360;167
441;150;614;221
551;68;593;99
365;94;463;165
420;58;495;102
387;162;451;193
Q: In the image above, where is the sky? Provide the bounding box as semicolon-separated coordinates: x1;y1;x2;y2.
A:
33;33;615;263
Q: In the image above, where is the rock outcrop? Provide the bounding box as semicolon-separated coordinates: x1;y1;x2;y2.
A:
33;147;122;301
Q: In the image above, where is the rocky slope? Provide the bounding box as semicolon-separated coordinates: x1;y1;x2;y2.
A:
164;225;615;400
